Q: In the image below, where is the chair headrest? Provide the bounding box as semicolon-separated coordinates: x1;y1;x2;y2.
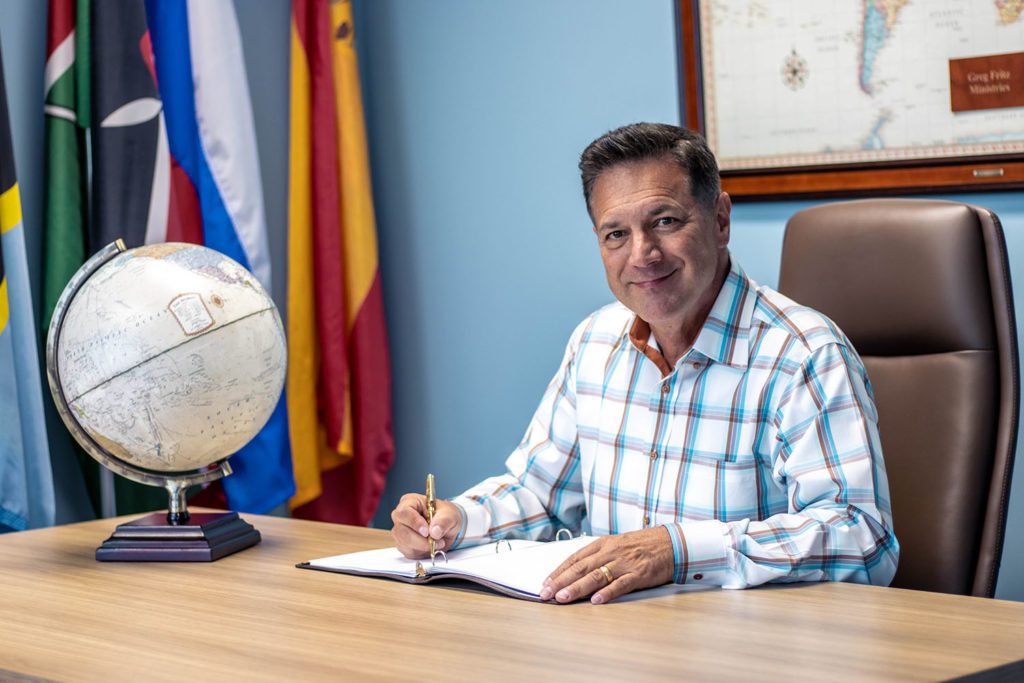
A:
779;199;996;355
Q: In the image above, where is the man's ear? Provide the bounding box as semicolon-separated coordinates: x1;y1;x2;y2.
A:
715;191;732;247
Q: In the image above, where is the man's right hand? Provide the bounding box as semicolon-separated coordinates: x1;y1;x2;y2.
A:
390;494;462;559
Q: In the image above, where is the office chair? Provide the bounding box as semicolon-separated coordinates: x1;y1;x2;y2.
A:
778;199;1019;597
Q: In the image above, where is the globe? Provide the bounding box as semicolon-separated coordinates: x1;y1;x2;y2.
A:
45;240;286;539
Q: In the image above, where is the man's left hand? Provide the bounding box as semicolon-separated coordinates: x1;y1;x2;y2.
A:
540;526;675;604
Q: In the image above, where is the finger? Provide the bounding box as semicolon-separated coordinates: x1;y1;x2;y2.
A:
392;495;430;536
392;524;432;558
390;495;435;559
543;542;605;592
554;562;619;604
391;520;451;558
591;571;639;605
428;501;462;542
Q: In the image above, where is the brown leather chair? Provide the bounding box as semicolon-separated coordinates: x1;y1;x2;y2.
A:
778;198;1018;597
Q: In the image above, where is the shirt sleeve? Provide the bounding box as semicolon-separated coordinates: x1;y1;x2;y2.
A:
664;341;900;589
448;319;590;548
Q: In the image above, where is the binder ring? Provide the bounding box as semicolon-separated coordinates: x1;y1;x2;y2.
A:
494;539;512;553
555;529;573;541
431;550;448;567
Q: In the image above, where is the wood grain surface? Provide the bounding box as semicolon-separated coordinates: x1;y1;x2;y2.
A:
0;513;1022;681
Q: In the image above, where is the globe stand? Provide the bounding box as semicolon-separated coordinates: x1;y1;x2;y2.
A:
45;241;272;563
95;481;261;562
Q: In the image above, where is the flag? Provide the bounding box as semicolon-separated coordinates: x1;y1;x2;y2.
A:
42;0;88;332
41;0;294;515
86;0;171;515
289;0;393;525
43;0;164;516
90;0;165;249
0;38;57;532
143;0;293;513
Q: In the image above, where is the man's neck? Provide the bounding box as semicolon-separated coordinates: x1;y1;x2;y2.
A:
649;257;730;367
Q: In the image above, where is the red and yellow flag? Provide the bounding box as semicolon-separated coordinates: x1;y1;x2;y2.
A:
288;0;393;524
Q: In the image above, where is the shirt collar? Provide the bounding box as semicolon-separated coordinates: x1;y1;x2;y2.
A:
627;257;756;373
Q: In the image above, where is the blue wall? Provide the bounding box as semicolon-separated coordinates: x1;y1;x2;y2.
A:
353;0;1024;600
351;0;678;512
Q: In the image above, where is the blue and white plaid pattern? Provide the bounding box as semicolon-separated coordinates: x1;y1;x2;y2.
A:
452;259;899;589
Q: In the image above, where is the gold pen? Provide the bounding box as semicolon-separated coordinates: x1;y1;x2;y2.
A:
425;473;437;562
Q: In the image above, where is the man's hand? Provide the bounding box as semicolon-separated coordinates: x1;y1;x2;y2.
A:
540;527;675;604
390;494;462;559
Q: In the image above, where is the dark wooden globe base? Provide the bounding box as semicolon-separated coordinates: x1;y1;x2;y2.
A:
96;511;261;562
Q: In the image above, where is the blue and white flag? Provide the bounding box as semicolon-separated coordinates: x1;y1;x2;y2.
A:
141;0;294;513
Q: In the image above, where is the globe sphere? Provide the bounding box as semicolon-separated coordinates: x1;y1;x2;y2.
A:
50;242;286;476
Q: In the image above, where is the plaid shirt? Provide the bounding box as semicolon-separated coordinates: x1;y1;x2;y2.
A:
452;258;899;589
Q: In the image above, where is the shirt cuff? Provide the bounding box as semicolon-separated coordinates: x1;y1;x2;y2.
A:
449;497;491;549
663;520;732;585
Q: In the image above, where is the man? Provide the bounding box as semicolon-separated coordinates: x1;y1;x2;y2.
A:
390;123;899;604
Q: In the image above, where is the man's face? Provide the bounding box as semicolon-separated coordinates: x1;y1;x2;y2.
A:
590;157;731;329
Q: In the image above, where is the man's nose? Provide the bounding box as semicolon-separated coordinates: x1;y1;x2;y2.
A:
628;230;661;267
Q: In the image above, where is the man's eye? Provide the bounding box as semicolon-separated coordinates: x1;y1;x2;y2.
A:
606;230;626;241
656;217;677;226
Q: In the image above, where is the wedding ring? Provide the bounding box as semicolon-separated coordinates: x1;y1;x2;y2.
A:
598;565;614;584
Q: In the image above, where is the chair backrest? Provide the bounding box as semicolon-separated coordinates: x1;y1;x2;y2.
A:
778;198;1019;597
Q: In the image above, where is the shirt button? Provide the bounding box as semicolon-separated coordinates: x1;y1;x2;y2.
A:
649;449;657;460
661;384;670;394
643;515;650;526
692;362;700;369
693;573;704;581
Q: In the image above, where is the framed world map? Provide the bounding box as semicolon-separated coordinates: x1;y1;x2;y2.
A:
679;0;1024;199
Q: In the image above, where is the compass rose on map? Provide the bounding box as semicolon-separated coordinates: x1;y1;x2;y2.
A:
781;48;808;90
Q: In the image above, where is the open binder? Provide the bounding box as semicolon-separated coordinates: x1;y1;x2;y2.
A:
298;536;598;601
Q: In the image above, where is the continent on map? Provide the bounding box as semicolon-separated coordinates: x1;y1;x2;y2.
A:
859;0;909;95
996;0;1024;24
861;109;893;150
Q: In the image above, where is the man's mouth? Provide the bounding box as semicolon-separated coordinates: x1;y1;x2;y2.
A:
631;270;676;289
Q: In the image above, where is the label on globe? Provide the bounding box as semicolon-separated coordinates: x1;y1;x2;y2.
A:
168;292;215;336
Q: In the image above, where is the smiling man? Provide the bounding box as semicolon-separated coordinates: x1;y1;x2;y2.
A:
390;123;899;603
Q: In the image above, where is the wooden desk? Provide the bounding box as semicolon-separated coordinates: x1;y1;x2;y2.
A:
0;514;1022;681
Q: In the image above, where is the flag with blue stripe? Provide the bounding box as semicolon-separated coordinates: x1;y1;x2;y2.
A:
144;0;293;513
0;38;56;531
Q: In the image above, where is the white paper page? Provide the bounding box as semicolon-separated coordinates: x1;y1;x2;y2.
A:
437;536;598;596
308;546;422;577
307;539;542;577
